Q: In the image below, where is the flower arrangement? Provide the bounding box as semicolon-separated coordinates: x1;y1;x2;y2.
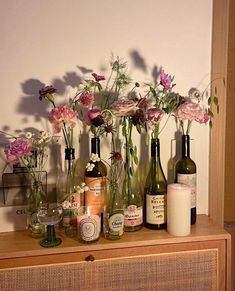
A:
39;86;78;149
175;88;218;134
4;130;51;184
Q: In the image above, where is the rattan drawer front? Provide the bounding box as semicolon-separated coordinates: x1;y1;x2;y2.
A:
0;249;218;291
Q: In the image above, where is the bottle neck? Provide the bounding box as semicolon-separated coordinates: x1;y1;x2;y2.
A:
182;134;190;157
65;148;75;160
151;138;160;158
91;137;101;157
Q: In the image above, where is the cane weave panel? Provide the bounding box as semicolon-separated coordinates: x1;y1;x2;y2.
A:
0;249;218;291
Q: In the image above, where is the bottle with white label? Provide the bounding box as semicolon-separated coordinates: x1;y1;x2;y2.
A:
176;134;197;224
144;138;167;230
84;137;107;214
103;182;124;240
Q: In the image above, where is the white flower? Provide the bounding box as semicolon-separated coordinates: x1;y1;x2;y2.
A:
86;162;95;171
90;153;100;162
25;132;33;139
62;200;71;209
74;183;89;193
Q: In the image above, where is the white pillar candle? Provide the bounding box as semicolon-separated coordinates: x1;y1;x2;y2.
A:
167;183;191;236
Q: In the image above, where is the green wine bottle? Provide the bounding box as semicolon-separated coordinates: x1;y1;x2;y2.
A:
144;138;167;229
84;137;107;214
175;134;197;224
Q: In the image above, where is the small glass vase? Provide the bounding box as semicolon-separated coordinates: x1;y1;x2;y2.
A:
57;148;79;237
27;180;46;238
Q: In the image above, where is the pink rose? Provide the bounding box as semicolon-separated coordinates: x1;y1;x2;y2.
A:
112;99;138;117
147;108;164;123
176;101;209;124
4;138;32;164
160;69;174;91
48;104;78;133
78;92;95;108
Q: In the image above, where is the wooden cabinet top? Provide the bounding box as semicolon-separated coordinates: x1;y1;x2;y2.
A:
0;214;230;260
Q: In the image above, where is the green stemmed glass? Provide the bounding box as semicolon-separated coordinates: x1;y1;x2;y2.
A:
37;203;63;247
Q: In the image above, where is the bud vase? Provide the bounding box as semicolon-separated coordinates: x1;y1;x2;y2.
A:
27;180;46;238
57;148;80;236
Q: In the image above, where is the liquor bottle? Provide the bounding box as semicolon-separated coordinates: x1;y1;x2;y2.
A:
103;182;124;240
144;138;167;229
175;134;197;224
84;137;107;214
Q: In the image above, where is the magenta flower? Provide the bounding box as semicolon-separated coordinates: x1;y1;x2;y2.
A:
160;69;174;91
176;101;209;124
78;92;95;108
92;73;105;82
147;108;164;123
87;108;101;121
112;99;138;117
48;104;78;133
4;138;32;164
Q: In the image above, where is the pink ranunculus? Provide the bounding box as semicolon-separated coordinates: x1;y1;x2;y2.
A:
147;108;164;123
4;138;32;164
48;104;78;133
84;108;101;125
78;91;95;108
176;101;209;124
160;69;174;91
112;99;138;117
92;73;105;82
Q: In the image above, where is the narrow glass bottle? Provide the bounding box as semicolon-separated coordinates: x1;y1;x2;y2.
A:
122;119;143;232
175;134;197;224
103;182;124;240
144;138;167;229
84;137;107;214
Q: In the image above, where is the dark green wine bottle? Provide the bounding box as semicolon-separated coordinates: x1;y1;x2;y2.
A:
144;138;167;229
175;134;197;224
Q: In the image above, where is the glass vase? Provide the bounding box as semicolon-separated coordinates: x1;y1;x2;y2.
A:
57;148;80;236
27;180;46;238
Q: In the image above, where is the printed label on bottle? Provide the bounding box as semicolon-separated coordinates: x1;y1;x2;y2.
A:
177;173;196;208
109;213;124;234
78;215;100;242
61;193;82;227
124;205;143;227
85;177;107;214
146;194;166;225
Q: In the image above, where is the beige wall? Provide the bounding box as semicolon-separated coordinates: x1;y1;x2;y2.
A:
0;0;212;214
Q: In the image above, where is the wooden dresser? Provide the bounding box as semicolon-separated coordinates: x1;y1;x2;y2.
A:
0;215;231;291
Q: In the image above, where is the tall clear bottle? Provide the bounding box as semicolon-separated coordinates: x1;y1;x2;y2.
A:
84;137;107;214
175;134;197;224
144;138;167;229
122;118;143;232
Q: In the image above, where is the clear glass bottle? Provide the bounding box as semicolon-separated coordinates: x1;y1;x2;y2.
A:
103;182;124;240
122;119;143;232
27;180;46;238
175;134;197;224
84;137;107;214
144;138;167;229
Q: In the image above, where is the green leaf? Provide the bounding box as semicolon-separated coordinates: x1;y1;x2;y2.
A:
208;108;214;118
217;105;219;114
134;154;138;165
208;97;211;106
213;96;219;106
136;123;142;134
209;120;213;128
214;86;217;95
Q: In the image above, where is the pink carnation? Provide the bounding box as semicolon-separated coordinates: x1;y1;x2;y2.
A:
160;69;174;91
112;99;138;117
176;101;209;124
48;104;78;133
4;138;32;164
78;92;95;108
147;108;164;123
